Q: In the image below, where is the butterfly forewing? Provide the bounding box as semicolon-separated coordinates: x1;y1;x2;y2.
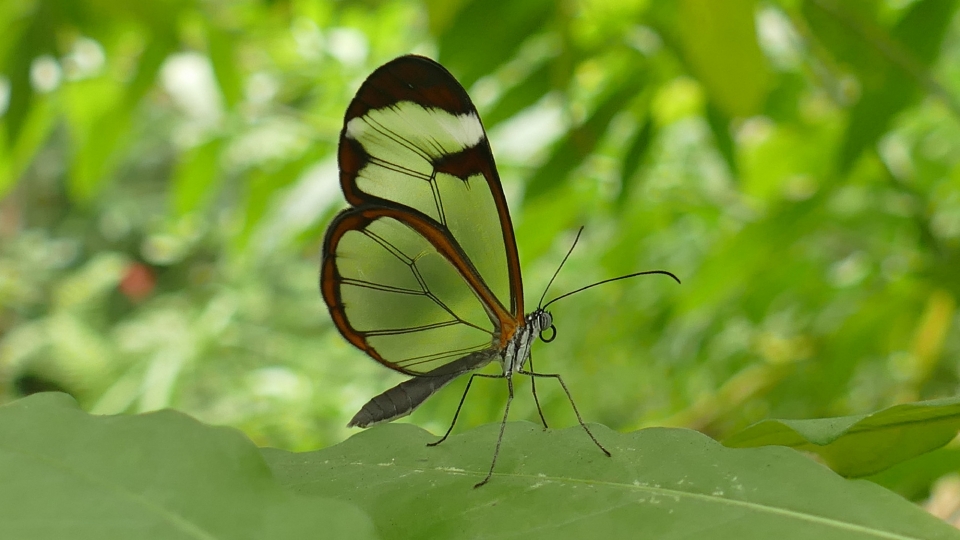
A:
324;56;525;376
337;56;522;315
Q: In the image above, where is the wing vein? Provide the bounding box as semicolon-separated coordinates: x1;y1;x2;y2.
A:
367;156;432;181
396;342;491;368
340;278;425;296
428;169;446;226
364;319;462;336
366;115;433;163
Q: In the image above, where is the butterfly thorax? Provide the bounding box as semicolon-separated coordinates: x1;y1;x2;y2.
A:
501;309;552;376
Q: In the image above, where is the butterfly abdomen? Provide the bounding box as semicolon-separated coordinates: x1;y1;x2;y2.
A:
347;370;461;428
347;348;499;427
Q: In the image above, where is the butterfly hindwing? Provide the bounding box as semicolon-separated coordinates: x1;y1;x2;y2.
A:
323;206;500;374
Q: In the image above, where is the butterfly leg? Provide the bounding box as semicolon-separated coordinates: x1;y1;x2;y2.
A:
475;374;515;488
428;372;503;448
519;369;611;458
527;355;549;430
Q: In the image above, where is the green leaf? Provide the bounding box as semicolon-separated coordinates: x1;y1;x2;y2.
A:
438;0;555;87
237;153;316;249
172;137;224;216
0;98;55;197
616;114;656;206
867;447;960;502
483;61;557;129
124;31;177;109
65;33;175;202
0;393;378;540
803;0;958;171
2;2;57;148
705;101;738;176
264;422;957;540
65;88;131;202
206;24;243;110
424;0;469;36
678;0;771;118
724;396;960;478
524;76;644;202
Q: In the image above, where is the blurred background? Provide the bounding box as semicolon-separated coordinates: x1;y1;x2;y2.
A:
1;0;959;473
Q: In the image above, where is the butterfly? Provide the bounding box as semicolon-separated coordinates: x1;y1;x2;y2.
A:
320;55;678;487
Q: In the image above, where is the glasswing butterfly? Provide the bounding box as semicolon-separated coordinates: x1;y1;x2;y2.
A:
321;55;678;487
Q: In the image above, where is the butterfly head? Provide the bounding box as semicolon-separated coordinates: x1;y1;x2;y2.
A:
532;309;556;343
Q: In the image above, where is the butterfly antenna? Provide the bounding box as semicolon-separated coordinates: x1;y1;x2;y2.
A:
538;227;585;309
543;270;680;310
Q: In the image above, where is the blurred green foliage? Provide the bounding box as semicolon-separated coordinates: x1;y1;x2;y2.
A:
0;0;959;481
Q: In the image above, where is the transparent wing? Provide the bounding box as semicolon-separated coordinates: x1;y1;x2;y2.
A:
322;206;505;375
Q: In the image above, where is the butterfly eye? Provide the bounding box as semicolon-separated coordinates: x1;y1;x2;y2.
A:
539;324;557;343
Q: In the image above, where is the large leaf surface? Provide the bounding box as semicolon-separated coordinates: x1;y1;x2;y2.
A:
724;396;960;478
263;421;956;540
0;393;377;540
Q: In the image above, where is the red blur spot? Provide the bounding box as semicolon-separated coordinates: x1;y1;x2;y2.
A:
120;262;156;302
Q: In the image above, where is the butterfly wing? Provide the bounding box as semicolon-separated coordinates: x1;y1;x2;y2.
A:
321;55;524;377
